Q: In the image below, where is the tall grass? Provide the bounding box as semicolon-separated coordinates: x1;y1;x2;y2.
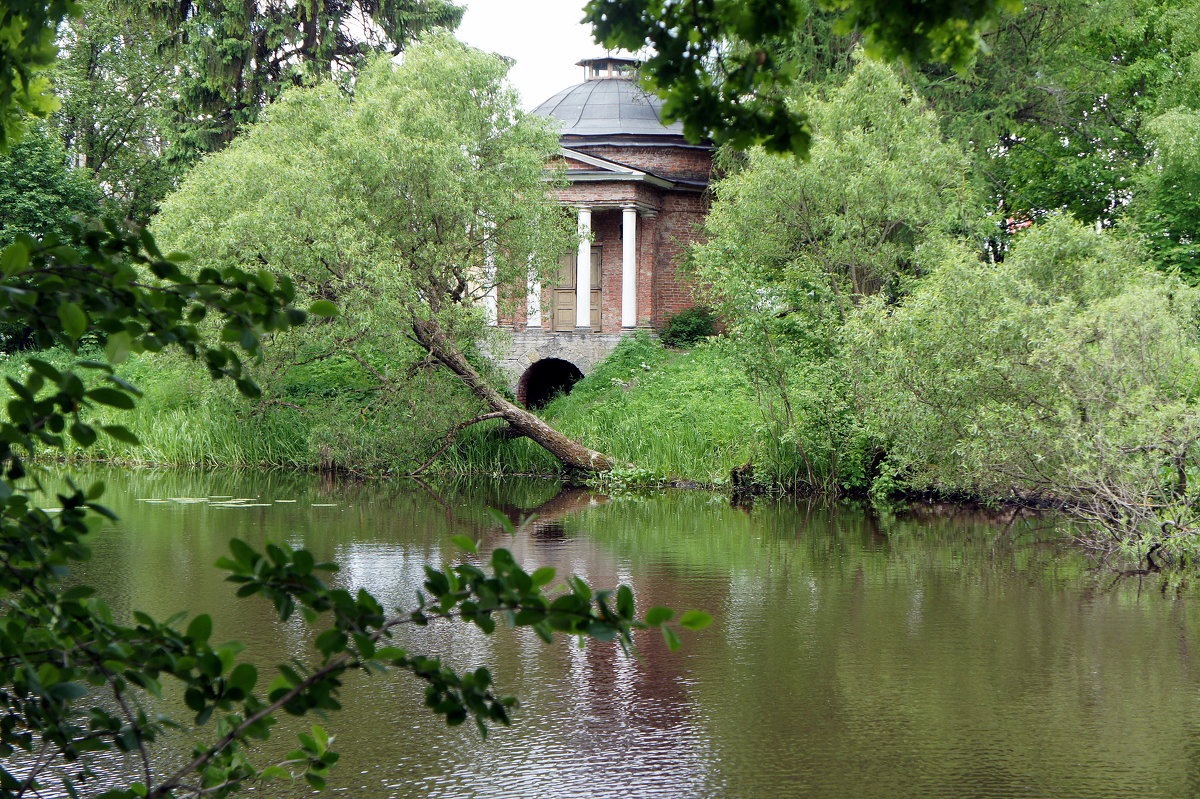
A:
0;347;314;467
0;335;772;482
434;421;562;476
532;334;764;482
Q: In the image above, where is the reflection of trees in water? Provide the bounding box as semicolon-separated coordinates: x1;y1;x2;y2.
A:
27;468;1200;798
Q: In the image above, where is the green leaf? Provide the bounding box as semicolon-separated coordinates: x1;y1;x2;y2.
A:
662;626;681;652
101;425;140;445
228;662;257;693
0;240;29;277
26;358;60;381
645;606;673;626
616;585;634;618
374;646;407;662
86;388;135;409
679;610;712;631
292;549;314;574
69;422;97;447
57;301;88;339
312;725;329;753
530;566;556;587
235;378;261;399
228;538;257;567
49;682;89;700
449;535;477;555
186;614;213;644
309;300;338;317
105;331;132;365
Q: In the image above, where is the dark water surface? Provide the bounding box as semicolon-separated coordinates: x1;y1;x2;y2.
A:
33;467;1200;798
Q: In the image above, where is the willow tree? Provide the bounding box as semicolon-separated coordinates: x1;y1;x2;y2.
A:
156;36;618;472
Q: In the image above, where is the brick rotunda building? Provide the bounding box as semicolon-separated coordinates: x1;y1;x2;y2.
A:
494;56;715;408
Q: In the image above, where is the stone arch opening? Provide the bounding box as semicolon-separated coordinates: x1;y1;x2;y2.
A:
519;358;584;409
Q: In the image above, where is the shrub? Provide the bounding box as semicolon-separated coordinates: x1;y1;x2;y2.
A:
660;306;716;347
850;215;1200;547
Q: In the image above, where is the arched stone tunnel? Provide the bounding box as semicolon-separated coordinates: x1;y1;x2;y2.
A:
518;358;585;409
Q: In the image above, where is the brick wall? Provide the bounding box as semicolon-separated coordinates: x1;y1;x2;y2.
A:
572;144;713;184
651;192;710;326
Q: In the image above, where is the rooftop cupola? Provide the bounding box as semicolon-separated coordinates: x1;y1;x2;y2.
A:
576;55;639;81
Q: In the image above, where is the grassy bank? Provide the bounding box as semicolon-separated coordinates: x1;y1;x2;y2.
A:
0;347;313;467
0;333;773;483
441;334;766;483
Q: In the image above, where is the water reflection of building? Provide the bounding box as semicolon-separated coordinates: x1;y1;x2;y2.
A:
329;483;720;795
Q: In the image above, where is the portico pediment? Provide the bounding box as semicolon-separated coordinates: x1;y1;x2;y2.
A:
555;147;675;189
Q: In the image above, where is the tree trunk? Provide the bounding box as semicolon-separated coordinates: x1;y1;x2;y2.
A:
411;319;619;473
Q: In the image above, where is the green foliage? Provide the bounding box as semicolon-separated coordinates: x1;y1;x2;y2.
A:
978;0;1200;228
1129;108;1200;278
0;0;69;147
850;215;1200;545
660;306;717;348
154;36;575;471
686;58;971;492
583;0;1018;153
898;0;1200;254
0;126;100;245
154;0;463;161
693;57;975;322
47;0;179;222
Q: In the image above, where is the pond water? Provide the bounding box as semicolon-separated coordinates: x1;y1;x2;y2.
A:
29;466;1200;798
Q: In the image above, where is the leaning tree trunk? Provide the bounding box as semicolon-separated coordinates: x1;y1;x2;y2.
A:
412;319;619;473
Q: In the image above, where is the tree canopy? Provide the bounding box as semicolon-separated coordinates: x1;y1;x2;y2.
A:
46;0;179;222
583;0;1022;153
0;126;100;245
155;0;464;159
0;0;71;146
157;37;569;344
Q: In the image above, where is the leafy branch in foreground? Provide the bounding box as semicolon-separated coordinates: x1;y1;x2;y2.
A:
0;512;707;797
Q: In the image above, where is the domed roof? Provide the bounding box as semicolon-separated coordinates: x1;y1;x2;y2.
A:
533;58;684;139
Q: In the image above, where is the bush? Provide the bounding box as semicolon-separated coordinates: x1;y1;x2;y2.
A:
850;215;1200;547
660;306;716;347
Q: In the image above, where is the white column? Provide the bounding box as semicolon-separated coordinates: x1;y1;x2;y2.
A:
575;206;591;329
526;257;542;328
621;206;638;328
482;224;497;325
482;274;497;326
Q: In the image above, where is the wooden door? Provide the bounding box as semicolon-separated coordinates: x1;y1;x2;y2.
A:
552;248;601;331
